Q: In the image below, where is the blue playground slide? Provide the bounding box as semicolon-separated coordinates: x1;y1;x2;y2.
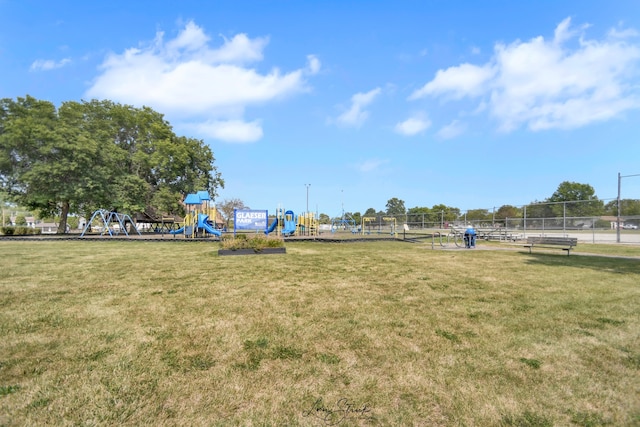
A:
281;210;297;236
201;222;222;236
265;218;278;235
169;227;185;235
169;214;221;237
198;213;222;237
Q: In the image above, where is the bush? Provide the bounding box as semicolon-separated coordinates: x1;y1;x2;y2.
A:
220;234;284;251
1;226;15;235
1;227;41;236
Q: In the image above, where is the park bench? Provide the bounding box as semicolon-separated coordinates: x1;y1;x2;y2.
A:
524;236;578;256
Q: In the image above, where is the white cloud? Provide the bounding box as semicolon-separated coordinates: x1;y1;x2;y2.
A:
357;158;388;172
336;87;381;127
307;54;321;74
85;21;316;142
394;113;431;136
192;119;263;143
436;120;466;139
30;58;71;71
410;17;640;132
409;63;495;100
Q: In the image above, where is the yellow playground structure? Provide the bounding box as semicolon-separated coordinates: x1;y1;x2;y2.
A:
266;208;319;237
170;191;223;238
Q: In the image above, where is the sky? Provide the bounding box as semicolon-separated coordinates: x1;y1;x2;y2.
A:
1;1;640;217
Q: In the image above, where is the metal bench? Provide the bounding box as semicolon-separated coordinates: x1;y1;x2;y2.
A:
524;236;578;256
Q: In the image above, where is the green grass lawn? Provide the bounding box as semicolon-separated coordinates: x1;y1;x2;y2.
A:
0;240;638;426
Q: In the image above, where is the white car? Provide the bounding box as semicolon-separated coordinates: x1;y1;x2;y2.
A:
623;224;638;230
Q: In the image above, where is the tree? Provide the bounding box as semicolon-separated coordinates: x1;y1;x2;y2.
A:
525;200;554;219
407;206;433;226
385;198;406;216
14;214;27;226
216;198;248;229
0;96;100;233
318;213;331;224
364;207;377;217
0;96;224;233
431;204;460;223
604;199;640;216
349;211;362;226
494;205;522;220
546;181;604;217
465;209;490;221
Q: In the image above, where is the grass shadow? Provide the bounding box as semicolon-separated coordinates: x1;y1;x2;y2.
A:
522;252;640;275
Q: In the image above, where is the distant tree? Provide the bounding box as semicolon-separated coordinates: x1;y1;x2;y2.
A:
407;206;433;226
14;214;27;226
385;198;406;216
604;199;640;216
494;205;522;219
546;181;604;216
364;207;377;217
349;211;362;226
526;200;554;218
66;216;79;230
431;204;460;223
465;209;491;221
318;213;331;224
216;198;248;229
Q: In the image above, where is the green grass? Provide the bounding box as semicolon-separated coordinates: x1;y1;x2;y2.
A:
0;240;639;426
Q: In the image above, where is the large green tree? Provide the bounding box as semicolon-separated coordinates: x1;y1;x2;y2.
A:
0;96;224;233
545;181;604;217
385;197;406;216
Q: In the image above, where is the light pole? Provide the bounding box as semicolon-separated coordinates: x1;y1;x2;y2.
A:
305;184;310;213
617;172;640;243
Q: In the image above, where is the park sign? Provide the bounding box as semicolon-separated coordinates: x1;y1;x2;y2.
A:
234;209;268;232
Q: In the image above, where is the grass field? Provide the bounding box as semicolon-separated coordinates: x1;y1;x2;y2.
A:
1;239;639;426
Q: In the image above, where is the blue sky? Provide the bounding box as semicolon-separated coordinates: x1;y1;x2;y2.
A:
1;1;639;217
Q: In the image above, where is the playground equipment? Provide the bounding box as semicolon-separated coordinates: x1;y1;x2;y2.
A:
81;209;141;237
331;211;357;233
264;208;319;237
360;216;398;237
170;191;222;238
281;210;297;236
297;212;318;236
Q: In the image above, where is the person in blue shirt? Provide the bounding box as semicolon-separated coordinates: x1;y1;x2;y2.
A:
464;225;476;248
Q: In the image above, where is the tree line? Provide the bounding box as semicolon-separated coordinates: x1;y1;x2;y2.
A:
0;95;224;232
216;181;639;229
372;182;640;225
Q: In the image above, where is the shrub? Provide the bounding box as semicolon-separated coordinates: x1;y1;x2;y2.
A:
220;234;284;251
0;227;14;235
1;227;41;236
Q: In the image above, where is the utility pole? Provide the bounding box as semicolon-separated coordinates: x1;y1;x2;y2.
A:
305;184;310;213
617;172;640;243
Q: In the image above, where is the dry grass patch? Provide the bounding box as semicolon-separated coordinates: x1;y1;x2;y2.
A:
0;240;638;426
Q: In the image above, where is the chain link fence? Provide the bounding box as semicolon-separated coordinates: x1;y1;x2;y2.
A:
359;199;640;244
